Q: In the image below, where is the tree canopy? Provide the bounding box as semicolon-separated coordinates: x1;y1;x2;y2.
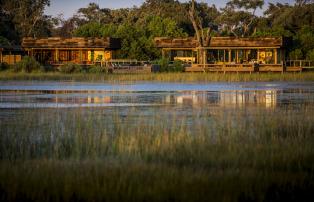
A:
0;0;314;60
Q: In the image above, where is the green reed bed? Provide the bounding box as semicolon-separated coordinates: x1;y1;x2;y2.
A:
1;106;314;201
1;71;314;82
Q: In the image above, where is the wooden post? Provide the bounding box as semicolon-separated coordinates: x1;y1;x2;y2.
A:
274;49;278;64
55;49;59;63
79;50;83;64
229;50;231;63
162;49;165;58
223;50;226;63
0;50;2;63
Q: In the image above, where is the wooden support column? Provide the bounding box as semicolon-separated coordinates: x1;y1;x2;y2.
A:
274;49;278;64
79;50;83;63
223;50;226;63
55;49;59;63
229;50;231;63
0;50;2;63
162;49;165;58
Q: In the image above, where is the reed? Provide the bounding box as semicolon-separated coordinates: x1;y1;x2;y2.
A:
1;106;314;201
0;71;314;82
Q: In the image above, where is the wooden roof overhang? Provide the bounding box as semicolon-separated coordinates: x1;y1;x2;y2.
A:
22;37;121;50
0;45;23;52
154;37;284;49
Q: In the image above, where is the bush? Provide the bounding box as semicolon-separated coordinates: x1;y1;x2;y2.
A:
58;63;85;74
172;60;185;72
13;56;41;73
40;65;54;72
289;49;303;60
0;62;9;71
156;58;169;72
88;65;108;74
306;49;314;61
155;58;184;72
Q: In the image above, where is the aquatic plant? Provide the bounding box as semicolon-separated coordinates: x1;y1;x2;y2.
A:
0;105;314;201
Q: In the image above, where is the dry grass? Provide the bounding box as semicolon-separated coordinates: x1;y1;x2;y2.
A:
1;106;314;201
0;71;314;82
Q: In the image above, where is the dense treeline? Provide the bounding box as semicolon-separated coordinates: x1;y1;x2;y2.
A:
0;0;314;60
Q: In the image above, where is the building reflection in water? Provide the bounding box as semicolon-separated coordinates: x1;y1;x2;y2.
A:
164;90;277;108
220;90;277;108
48;90;277;108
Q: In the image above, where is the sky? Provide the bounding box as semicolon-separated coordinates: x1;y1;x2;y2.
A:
45;0;295;19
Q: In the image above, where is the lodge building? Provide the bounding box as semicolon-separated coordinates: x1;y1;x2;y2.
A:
21;37;121;65
154;37;300;72
0;36;306;72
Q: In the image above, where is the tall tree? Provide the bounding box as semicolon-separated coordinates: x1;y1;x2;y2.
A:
2;0;51;37
219;0;264;37
188;0;215;64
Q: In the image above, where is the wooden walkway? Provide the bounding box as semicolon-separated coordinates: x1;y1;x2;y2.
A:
186;60;314;73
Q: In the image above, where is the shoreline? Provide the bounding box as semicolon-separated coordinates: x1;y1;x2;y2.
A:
0;72;314;82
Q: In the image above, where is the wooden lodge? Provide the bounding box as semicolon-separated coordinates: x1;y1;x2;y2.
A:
0;45;24;65
154;37;295;72
22;37;121;66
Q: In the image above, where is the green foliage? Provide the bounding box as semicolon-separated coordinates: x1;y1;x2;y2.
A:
14;56;41;73
0;36;11;46
171;60;185;72
306;49;314;61
74;22;104;37
88;65;108;74
156;58;169;72
0;63;10;71
289;49;303;60
58;63;84;74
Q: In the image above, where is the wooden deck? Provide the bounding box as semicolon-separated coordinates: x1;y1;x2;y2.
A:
109;66;152;74
258;64;284;72
285;60;314;72
186;63;258;73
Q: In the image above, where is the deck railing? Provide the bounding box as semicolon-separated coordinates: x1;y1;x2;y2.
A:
285;60;314;68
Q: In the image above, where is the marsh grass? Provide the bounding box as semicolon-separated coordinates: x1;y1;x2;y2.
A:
0;71;314;82
1;106;314;201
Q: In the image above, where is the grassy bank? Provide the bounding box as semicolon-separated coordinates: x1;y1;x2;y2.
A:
1;106;314;201
0;71;314;82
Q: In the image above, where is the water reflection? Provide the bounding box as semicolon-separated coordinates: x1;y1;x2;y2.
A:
0;87;313;109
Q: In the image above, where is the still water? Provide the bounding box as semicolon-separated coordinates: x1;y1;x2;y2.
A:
0;81;313;136
0;81;313;109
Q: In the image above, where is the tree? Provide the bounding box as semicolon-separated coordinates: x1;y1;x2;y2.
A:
188;0;215;64
219;0;264;37
77;3;112;24
2;0;52;38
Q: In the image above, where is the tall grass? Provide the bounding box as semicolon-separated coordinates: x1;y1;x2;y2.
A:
0;71;314;82
1;106;314;201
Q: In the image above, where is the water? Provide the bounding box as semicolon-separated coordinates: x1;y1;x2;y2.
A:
0;81;313;130
0;81;313;109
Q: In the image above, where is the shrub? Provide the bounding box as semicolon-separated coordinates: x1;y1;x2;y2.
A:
156;58;169;72
172;60;184;72
13;56;41;73
306;49;314;61
0;62;9;71
58;63;84;74
88;65;108;74
289;49;303;60
40;65;54;72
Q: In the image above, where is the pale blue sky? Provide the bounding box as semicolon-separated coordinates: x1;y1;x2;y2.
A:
45;0;295;19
